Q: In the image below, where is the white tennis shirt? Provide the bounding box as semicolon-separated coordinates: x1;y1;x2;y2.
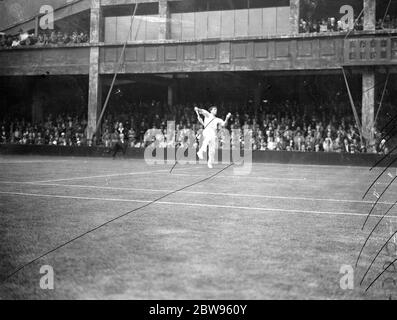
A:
203;115;225;138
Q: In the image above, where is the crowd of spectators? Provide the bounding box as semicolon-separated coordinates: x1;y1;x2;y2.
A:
376;15;397;30
0;29;89;49
299;16;364;33
299;14;397;34
1;101;388;155
0;114;89;147
111;102;387;154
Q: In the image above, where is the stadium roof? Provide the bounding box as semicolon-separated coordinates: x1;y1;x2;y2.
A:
0;0;185;33
0;0;92;34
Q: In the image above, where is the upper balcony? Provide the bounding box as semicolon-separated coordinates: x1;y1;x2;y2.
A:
103;6;290;43
1;30;396;77
0;0;396;76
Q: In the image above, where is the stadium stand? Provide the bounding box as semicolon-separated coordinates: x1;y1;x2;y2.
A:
0;100;391;155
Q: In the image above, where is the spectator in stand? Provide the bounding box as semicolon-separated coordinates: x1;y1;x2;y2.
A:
128;128;137;147
6;36;12;47
0;126;7;143
0;33;6;47
293;130;304;151
323;131;334;152
378;139;389;155
0;29;89;49
377;15;397;29
43;33;50;45
35;132;44;145
305;132;315;152
36;34;45;46
71;32;79;43
334;132;343;153
102;128;111;147
63;32;71;45
342;138;350;153
49;31;58;44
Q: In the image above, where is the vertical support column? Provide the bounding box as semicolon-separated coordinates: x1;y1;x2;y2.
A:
88;47;102;143
363;0;376;31
32;94;44;124
87;0;102;143
290;0;300;35
34;16;39;37
254;82;262;117
362;0;376;146
159;0;170;40
362;70;375;143
167;84;174;107
90;0;101;43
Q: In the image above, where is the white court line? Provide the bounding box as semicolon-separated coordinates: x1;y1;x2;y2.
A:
0;165;203;184
18;167;197;184
0;181;394;206
0;169;307;183
0;190;396;220
29;170;171;183
0;171;394;186
169;172;396;185
0;160;70;164
251;162;381;170
169;173;307;181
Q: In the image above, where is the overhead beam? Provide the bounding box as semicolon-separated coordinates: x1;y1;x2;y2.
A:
101;0;181;6
127;74;176;86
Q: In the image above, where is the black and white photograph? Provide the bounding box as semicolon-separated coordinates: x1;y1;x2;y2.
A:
1;0;397;305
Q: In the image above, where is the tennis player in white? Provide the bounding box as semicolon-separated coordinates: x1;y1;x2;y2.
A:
195;106;232;168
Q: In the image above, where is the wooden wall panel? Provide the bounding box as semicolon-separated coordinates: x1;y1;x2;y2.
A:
170;13;182;41
165;46;178;61
144;47;158;62
248;9;263;37
234;9;248;37
254;42;269;58
0;47;90;75
116;16;131;42
232;43;247;59
262;8;277;36
203;44;217;60
207;11;221;39
181;13;195;40
104;17;117;43
220;11;235;38
276;7;290;35
145;15;160;40
297;40;313;57
195;12;208;40
184;45;197;60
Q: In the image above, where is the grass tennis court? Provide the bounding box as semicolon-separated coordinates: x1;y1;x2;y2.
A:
0;155;396;300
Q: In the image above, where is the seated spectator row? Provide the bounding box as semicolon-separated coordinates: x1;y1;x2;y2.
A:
0;30;89;49
300;15;397;33
300;16;363;33
376;15;397;30
0;114;88;146
1;101;389;155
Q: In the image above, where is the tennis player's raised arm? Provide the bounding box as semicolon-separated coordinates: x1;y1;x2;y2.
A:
220;113;232;127
194;107;210;118
196;112;204;126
